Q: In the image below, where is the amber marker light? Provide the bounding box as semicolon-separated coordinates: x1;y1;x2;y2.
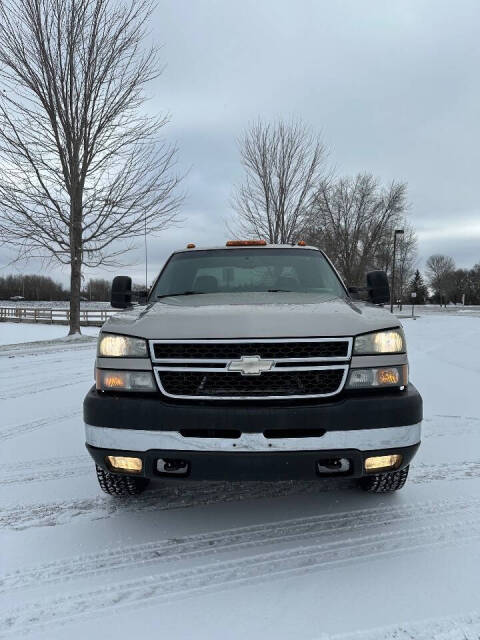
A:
297;240;306;246
364;454;402;473
186;243;196;248
376;368;400;385
106;456;142;473
103;373;126;389
226;239;267;246
96;369;127;390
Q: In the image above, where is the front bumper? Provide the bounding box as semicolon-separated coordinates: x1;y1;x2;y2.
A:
87;441;420;481
84;384;422;481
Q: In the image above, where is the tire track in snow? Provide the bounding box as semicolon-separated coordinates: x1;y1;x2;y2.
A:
329;610;480;640
0;338;96;359
3;512;480;636
0;496;476;594
423;414;480;439
0;455;89;485
0;373;91;400
0;479;352;531
0;409;81;442
2;458;480;530
411;460;480;484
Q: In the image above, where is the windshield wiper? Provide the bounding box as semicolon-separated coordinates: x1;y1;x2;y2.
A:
157;289;297;298
156;291;208;298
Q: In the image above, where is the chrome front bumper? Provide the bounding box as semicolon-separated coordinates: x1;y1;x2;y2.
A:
85;422;422;453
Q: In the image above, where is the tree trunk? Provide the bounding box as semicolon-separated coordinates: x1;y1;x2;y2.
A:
69;249;82;335
69;194;83;335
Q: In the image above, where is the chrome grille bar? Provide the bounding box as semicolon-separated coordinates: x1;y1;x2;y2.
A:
149;337;352;400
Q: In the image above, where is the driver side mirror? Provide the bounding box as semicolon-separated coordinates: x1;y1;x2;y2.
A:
111;276;132;309
366;270;390;305
133;289;148;305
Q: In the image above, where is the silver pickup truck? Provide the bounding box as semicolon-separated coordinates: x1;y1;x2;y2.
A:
84;242;422;496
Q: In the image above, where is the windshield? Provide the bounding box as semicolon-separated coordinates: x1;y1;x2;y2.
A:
150;248;347;299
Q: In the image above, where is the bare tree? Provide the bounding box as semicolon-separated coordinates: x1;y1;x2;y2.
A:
0;0;183;334
232;119;327;243
305;173;408;285
425;254;456;306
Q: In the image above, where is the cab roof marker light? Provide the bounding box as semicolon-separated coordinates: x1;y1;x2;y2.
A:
226;240;267;247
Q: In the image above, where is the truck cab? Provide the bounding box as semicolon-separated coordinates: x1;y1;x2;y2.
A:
84;242;422;495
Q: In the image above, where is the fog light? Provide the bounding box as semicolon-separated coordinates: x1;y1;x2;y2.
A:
106;456;142;473
364;454;402;473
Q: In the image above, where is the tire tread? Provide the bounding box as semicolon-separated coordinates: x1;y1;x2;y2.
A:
95;465;150;496
360;465;409;493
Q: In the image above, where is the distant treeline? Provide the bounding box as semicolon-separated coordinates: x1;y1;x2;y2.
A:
0;275;111;302
424;257;480;306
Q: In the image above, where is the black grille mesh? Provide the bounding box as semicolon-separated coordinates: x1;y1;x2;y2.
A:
160;369;345;397
153;341;349;360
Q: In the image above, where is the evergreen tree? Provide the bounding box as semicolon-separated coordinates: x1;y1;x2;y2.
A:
408;270;428;304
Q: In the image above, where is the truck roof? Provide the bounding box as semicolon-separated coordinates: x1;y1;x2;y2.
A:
172;243;320;254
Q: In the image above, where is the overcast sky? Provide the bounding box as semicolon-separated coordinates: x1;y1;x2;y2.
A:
2;0;480;286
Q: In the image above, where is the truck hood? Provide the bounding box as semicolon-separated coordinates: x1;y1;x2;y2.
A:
102;292;400;339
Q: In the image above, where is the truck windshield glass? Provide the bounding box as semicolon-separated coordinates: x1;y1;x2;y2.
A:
151;249;346;298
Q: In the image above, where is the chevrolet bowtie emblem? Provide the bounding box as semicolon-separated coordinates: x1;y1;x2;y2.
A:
227;355;275;376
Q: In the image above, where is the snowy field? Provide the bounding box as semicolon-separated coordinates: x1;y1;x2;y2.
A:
0;323;99;346
0;301;112;309
0;315;479;639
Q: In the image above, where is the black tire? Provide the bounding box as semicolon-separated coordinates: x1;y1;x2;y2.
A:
359;465;409;493
95;465;150;496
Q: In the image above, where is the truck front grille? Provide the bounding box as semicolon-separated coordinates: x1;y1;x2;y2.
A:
152;340;349;361
150;338;352;400
160;369;346;398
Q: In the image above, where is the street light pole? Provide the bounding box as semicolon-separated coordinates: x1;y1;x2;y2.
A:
390;228;404;314
144;210;148;292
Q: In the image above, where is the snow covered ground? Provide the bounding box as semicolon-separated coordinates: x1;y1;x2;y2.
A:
0;315;479;639
0;301;112;309
0;322;99;346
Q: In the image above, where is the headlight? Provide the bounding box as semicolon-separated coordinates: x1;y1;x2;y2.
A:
353;329;405;355
96;369;156;392
346;365;408;389
98;333;147;358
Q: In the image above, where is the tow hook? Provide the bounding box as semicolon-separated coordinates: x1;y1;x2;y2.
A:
157;458;189;476
316;458;350;475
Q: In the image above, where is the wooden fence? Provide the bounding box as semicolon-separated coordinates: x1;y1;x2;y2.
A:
0;306;115;326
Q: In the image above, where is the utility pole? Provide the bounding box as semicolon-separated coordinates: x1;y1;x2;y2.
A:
390;228;404;314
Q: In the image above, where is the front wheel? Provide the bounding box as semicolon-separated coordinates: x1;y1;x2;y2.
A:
359;465;409;493
95;465;150;496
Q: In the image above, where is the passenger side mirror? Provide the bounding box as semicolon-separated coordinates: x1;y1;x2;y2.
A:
366;270;390;305
347;286;368;301
111;276;132;309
